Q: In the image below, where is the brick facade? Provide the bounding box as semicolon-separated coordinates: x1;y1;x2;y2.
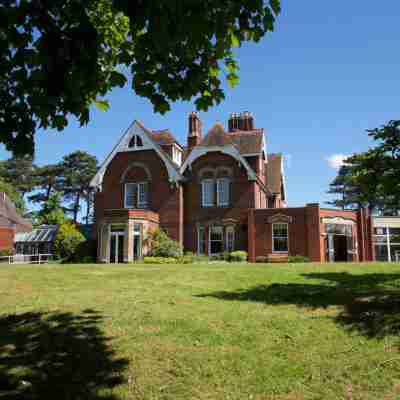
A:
91;113;374;264
248;205;374;263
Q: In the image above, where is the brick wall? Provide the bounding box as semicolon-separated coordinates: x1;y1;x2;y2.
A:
248;205;374;263
183;151;258;252
94;149;183;244
0;227;14;251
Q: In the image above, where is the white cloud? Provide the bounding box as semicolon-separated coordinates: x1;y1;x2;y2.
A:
326;154;349;170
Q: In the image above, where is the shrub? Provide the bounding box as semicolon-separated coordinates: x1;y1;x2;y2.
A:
288;255;310;263
192;254;210;263
256;256;269;263
177;255;194;264
149;229;183;258
143;256;177;264
53;223;85;262
73;239;97;263
229;251;247;262
0;248;13;257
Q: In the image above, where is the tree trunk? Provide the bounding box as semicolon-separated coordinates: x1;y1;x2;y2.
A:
73;193;80;223
85;192;91;225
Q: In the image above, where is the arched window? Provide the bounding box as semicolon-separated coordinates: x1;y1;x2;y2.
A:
128;135;143;148
121;163;151;209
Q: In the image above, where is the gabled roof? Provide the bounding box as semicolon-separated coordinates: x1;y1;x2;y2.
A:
0;193;32;232
266;153;285;195
181;123;272;195
200;124;264;155
90;120;184;189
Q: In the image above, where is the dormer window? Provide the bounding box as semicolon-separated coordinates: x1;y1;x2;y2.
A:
129;135;143;148
172;145;182;166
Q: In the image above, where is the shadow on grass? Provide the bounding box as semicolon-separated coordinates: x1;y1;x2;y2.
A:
0;309;129;399
197;272;400;339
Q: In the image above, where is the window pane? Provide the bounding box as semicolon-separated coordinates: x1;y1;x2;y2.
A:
209;226;223;255
273;223;288;237
197;228;206;254
375;245;389;261
125;183;136;207
226;226;235;251
374;227;386;235
374;235;387;244
202;179;214;207
138;182;148;207
272;223;288;252
210;226;223;240
217;178;230;206
274;237;288;252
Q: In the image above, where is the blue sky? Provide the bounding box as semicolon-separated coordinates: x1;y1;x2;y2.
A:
2;1;400;209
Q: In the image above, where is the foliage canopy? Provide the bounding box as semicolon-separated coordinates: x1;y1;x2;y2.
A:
1;0;280;155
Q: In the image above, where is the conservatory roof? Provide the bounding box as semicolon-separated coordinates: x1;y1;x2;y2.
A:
14;225;58;243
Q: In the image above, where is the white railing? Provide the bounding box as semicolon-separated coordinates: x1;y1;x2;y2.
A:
0;254;53;265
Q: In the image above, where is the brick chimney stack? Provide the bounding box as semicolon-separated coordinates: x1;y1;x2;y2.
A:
228;112;254;132
188;112;202;149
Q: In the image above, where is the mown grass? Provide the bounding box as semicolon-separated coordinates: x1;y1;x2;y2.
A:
1;262;400;399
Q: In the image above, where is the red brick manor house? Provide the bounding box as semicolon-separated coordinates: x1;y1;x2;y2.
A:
91;112;374;263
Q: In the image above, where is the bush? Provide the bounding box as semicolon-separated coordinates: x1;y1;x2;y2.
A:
149;229;183;258
0;248;13;257
143;256;178;264
177;255;194;264
256;256;269;263
288;255;310;263
53;223;85;262
191;254;210;263
229;251;248;262
74;239;97;263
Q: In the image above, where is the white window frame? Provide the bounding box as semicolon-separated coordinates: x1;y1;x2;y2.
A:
217;178;230;207
124;183;137;208
172;145;182;165
272;223;289;253
197;227;206;255
202;179;214;207
209;226;224;256
124;182;148;209
225;226;235;252
137;182;148;208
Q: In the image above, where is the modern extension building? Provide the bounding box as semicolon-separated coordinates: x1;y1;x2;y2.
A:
373;216;400;262
90;112;375;263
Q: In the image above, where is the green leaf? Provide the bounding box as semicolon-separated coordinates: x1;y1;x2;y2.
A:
230;32;240;48
227;73;240;88
94;99;110;112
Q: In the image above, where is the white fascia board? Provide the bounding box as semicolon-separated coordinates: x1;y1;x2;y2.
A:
90;120;183;190
180;145;258;181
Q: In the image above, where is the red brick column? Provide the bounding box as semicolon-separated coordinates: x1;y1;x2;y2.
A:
248;209;256;262
305;203;322;262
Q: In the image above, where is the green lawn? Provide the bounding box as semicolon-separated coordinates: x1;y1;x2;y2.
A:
1;262;400;400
